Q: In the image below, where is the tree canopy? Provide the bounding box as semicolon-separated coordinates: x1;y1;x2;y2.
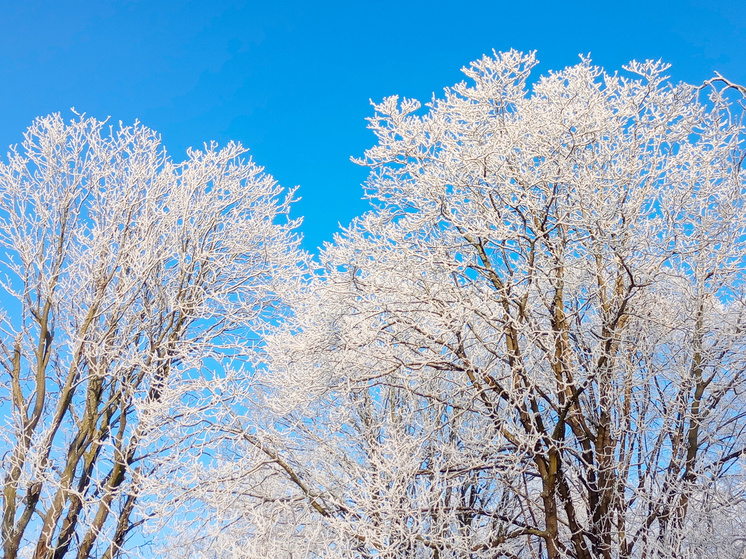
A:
2;51;746;559
0;115;303;559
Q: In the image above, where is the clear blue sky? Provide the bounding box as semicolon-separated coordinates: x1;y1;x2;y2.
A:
1;0;744;251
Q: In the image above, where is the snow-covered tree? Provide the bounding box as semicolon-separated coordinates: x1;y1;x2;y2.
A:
202;52;746;558
0;114;303;559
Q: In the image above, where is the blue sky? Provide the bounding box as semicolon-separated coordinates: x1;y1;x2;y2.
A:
1;0;744;251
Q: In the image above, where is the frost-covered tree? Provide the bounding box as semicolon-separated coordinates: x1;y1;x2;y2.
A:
192;52;746;558
0;115;303;559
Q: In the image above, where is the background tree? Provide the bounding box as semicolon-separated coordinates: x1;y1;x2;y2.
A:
193;51;746;558
0;114;303;559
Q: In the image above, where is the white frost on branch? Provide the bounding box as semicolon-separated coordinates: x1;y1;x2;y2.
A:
184;51;746;558
0;114;305;559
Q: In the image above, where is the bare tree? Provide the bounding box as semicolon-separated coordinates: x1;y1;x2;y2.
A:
189;52;746;558
0;114;303;559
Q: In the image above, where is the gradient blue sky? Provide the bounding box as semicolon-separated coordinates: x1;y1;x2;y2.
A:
1;0;744;251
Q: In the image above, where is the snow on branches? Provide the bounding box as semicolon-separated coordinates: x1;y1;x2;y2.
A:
3;50;746;559
246;51;746;558
0;114;304;559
